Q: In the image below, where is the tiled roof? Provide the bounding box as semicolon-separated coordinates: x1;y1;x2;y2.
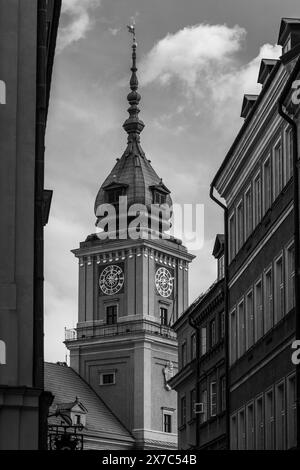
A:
94;141;172;212
45;362;134;444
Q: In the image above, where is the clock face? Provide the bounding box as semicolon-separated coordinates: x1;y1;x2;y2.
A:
155;267;174;298
99;265;124;296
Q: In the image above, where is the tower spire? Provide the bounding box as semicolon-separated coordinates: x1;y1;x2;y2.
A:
123;23;145;138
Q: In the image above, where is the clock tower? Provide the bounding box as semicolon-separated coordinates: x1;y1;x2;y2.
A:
65;28;194;450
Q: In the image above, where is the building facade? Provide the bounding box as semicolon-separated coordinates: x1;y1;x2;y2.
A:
65;32;194;450
170;235;226;450
0;0;61;450
211;18;300;450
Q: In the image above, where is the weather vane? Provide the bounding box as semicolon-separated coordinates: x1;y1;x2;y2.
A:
127;18;137;46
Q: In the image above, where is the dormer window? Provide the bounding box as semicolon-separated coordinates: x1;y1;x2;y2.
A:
107;187;125;204
283;36;292;54
154;191;167;205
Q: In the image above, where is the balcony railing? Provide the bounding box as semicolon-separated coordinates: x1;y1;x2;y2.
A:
65;320;177;342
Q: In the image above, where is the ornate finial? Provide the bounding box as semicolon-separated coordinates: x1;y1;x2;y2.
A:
123;21;145;138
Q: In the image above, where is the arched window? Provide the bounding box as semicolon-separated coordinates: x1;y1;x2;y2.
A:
0;340;6;365
0;80;6;104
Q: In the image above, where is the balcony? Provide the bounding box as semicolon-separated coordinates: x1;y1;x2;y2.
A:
65;320;177;342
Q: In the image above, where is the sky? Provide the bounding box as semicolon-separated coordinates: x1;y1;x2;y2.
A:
45;0;300;362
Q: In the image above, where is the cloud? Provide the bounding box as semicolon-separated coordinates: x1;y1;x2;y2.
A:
58;0;102;51
140;24;281;139
140;23;247;88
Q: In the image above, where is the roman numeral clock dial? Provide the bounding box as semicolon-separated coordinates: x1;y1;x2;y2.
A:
155;267;174;298
99;265;125;296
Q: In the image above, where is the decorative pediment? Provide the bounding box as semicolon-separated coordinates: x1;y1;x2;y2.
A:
257;59;278;86
149;181;171;195
240;94;258;119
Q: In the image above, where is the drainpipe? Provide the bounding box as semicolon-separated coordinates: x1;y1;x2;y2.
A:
209;185;230;450
188;315;200;449
278;57;300;449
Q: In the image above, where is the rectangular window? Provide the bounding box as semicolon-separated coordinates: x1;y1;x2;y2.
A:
285;127;293;183
236;200;244;251
218;255;225;280
246;403;255;450
200;389;208;424
231;415;238;450
106;305;117;325
264;267;273;333
275;382;286;450
200;327;207;356
287;374;296;449
274;140;284;198
286;243;295;313
274;255;284;323
210;319;216;347
238;409;246;450
100;372;116;385
246;290;254;350
230;310;237;364
220;376;226;412
75;414;81;425
181;342;187;368
255;396;264;450
255;279;263;341
190;389;196;419
160;307;168;326
154;191;167;205
220;311;225;338
181;396;186;426
263;155;272;214
107;187;124;204
253;172;262;227
191;333;196;360
238;300;246;358
163;413;172;433
210;381;217;417
265;389;275;449
229;212;236;262
245;185;253;239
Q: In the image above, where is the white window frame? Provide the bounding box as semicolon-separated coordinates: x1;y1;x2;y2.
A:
228;211;236;263
265;387;275;450
285;240;295;313
286;373;296;449
273;137;284;200
210;380;217;417
200;327;207;356
254;277;264;341
237;407;246;450
255;394;265;450
244;184;253;240
274;252;285;324
264;265;273;334
237;299;246;358
236;198;244;252
275;380;286;450
246;402;255;450
230;308;237;365
253;170;262;228
246;288;254;350
262;153;272;215
284;125;293;184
